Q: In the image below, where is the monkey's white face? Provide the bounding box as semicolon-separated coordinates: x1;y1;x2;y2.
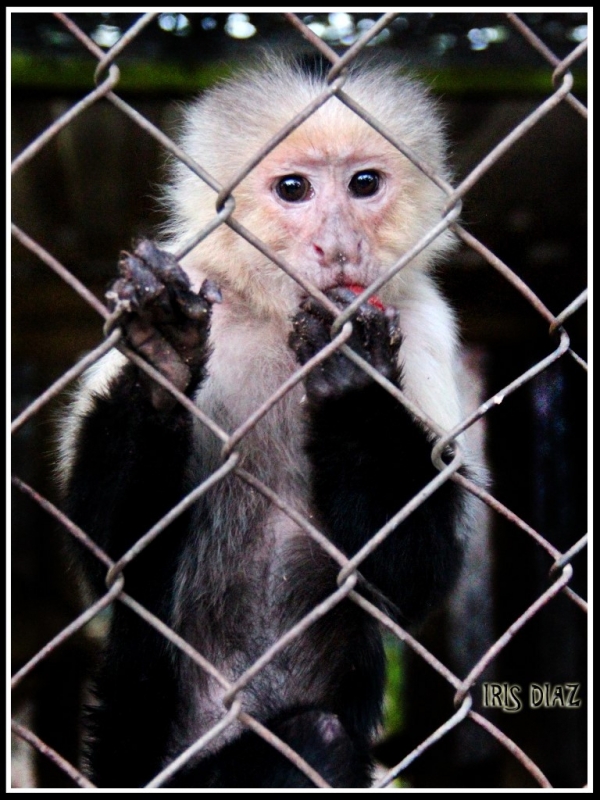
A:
229;110;449;313
260;158;392;292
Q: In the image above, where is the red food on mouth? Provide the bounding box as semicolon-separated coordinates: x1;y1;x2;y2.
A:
345;283;385;311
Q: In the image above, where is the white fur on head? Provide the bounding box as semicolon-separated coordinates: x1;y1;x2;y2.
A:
164;56;455;319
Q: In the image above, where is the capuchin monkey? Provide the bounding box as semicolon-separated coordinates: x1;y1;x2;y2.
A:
58;56;474;788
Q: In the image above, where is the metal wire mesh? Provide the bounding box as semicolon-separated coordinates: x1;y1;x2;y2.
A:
11;12;588;789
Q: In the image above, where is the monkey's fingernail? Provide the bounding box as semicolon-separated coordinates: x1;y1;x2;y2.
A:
200;279;223;304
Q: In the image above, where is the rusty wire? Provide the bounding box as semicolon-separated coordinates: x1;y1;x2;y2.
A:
11;11;587;790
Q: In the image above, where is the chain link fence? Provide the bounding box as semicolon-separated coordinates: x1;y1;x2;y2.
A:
11;12;588;789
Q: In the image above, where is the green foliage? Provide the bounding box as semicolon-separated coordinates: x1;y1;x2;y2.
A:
11;50;231;95
383;635;405;737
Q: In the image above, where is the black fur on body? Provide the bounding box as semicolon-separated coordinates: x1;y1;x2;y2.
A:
63;241;466;788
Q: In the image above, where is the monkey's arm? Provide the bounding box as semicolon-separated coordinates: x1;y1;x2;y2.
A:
60;242;220;786
63;241;219;595
290;289;464;624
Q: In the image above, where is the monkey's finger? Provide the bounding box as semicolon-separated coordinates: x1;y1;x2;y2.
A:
326;286;359;309
199;278;223;305
131;240;218;330
134;239;191;292
386;308;402;350
289;310;332;364
123;316;191;396
327;288;388;345
168;278;222;328
298;295;335;324
116;253;166;309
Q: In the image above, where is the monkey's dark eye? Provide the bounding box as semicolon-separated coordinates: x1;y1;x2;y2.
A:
275;175;312;203
349;171;381;198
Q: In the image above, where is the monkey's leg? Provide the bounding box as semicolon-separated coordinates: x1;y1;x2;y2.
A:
63;242;219;786
290;288;465;623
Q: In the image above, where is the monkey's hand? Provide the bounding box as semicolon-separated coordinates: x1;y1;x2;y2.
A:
289;287;401;401
106;239;221;411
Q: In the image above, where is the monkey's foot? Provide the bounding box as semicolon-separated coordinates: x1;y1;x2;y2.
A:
106;239;221;409
289;287;401;401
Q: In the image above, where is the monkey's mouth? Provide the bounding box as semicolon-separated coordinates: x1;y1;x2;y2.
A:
306;277;386;311
339;281;385;311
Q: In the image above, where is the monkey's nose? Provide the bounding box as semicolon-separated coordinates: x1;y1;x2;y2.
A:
313;244;350;268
